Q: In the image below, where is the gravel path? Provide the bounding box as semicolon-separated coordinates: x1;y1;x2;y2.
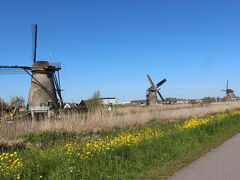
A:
168;133;240;180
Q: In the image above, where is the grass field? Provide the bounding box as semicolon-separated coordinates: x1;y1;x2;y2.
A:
1;108;240;179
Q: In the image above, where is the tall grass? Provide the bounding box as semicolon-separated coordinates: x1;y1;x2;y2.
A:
1;102;240;139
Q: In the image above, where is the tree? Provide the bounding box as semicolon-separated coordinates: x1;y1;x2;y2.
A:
0;97;7;110
0;97;8;117
165;97;177;103
9;96;25;108
189;99;197;104
0;97;8;108
90;90;101;100
0;97;5;105
203;97;215;103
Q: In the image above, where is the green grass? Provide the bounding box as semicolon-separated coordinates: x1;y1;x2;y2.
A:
138;114;240;179
1;112;240;179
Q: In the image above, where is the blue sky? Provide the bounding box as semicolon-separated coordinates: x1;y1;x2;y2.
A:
0;0;240;102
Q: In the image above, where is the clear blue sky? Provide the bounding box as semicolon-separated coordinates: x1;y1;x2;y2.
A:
0;0;240;102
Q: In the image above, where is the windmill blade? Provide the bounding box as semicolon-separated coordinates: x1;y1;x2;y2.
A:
0;65;31;75
147;74;156;88
226;80;229;90
157;90;164;102
32;24;38;63
0;65;31;69
156;79;167;88
0;68;30;75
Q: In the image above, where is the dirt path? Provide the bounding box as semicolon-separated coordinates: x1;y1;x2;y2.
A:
168;133;240;180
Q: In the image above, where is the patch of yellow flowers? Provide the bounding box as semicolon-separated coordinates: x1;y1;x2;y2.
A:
39;127;164;160
75;127;163;159
0;152;22;179
177;110;240;130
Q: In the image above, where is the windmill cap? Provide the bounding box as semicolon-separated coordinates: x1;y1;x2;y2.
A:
32;61;60;71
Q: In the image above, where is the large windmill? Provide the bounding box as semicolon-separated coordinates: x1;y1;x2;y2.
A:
146;74;167;105
0;24;63;118
221;80;236;101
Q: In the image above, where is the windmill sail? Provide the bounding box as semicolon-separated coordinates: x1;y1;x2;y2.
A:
157;90;164;102
147;74;156;88
156;79;167;88
0;68;30;75
32;24;38;63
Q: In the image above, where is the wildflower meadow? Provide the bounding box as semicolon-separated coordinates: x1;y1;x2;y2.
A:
1;109;240;179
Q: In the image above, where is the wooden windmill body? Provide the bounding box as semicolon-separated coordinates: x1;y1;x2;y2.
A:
28;61;60;111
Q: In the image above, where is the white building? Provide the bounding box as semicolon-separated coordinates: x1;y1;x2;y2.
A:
99;97;117;105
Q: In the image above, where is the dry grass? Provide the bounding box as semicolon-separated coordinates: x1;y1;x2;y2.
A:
0;138;26;150
114;104;198;115
1;102;240;139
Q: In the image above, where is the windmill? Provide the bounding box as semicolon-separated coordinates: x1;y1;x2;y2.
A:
221;80;236;101
146;74;167;105
0;24;63;118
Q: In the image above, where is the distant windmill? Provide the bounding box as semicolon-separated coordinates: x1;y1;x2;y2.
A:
146;74;167;105
0;24;63;118
221;80;236;101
